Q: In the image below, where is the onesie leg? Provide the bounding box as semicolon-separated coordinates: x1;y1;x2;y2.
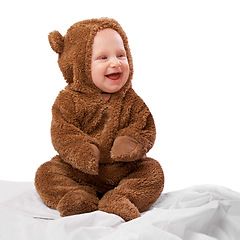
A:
98;158;164;221
35;155;99;217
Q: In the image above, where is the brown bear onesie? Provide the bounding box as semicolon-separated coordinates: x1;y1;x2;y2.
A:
35;18;164;221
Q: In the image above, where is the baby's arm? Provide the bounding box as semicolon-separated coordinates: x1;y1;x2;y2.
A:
51;90;99;175
111;91;156;162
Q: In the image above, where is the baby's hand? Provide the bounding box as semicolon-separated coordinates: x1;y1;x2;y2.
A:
110;136;143;162
90;144;100;162
74;143;100;175
87;144;100;175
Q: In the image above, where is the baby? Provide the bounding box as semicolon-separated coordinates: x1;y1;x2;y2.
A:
35;17;164;221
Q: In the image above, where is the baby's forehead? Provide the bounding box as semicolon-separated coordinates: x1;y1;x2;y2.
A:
92;28;125;52
94;28;123;42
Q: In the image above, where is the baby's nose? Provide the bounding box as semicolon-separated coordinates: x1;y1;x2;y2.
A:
110;57;121;67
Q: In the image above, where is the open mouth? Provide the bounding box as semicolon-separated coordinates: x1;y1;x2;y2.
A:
105;72;122;80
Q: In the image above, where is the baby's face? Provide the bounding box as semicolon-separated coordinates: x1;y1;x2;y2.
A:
91;29;129;93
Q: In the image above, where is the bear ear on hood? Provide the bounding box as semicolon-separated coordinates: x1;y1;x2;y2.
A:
48;30;64;54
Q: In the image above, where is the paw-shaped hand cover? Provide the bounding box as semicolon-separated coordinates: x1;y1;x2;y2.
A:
74;143;100;175
88;144;100;175
110;136;144;162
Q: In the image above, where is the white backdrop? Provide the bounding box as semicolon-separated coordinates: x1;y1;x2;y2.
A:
0;0;239;193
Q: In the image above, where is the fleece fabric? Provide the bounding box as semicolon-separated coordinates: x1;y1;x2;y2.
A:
35;17;164;221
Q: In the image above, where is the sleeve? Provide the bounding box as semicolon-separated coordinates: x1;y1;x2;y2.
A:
111;91;156;162
51;90;99;175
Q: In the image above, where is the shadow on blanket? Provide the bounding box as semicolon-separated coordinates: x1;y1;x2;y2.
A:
1;181;240;240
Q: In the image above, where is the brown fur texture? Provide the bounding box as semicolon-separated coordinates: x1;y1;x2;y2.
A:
35;17;164;221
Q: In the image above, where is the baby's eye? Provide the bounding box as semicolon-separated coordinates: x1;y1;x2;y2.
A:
99;56;107;60
117;53;126;58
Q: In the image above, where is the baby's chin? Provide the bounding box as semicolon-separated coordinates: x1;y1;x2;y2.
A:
100;83;125;93
102;87;122;94
97;80;126;93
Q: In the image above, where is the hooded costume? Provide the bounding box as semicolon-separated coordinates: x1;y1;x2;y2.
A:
35;18;164;221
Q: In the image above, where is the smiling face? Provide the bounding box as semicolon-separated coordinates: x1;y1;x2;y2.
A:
91;29;130;93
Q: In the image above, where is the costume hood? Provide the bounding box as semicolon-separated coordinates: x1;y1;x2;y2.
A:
48;18;133;95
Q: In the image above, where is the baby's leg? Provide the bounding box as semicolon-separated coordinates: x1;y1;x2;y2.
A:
98;158;164;221
35;155;99;217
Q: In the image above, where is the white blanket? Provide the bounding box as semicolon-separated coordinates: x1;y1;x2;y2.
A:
0;181;240;240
